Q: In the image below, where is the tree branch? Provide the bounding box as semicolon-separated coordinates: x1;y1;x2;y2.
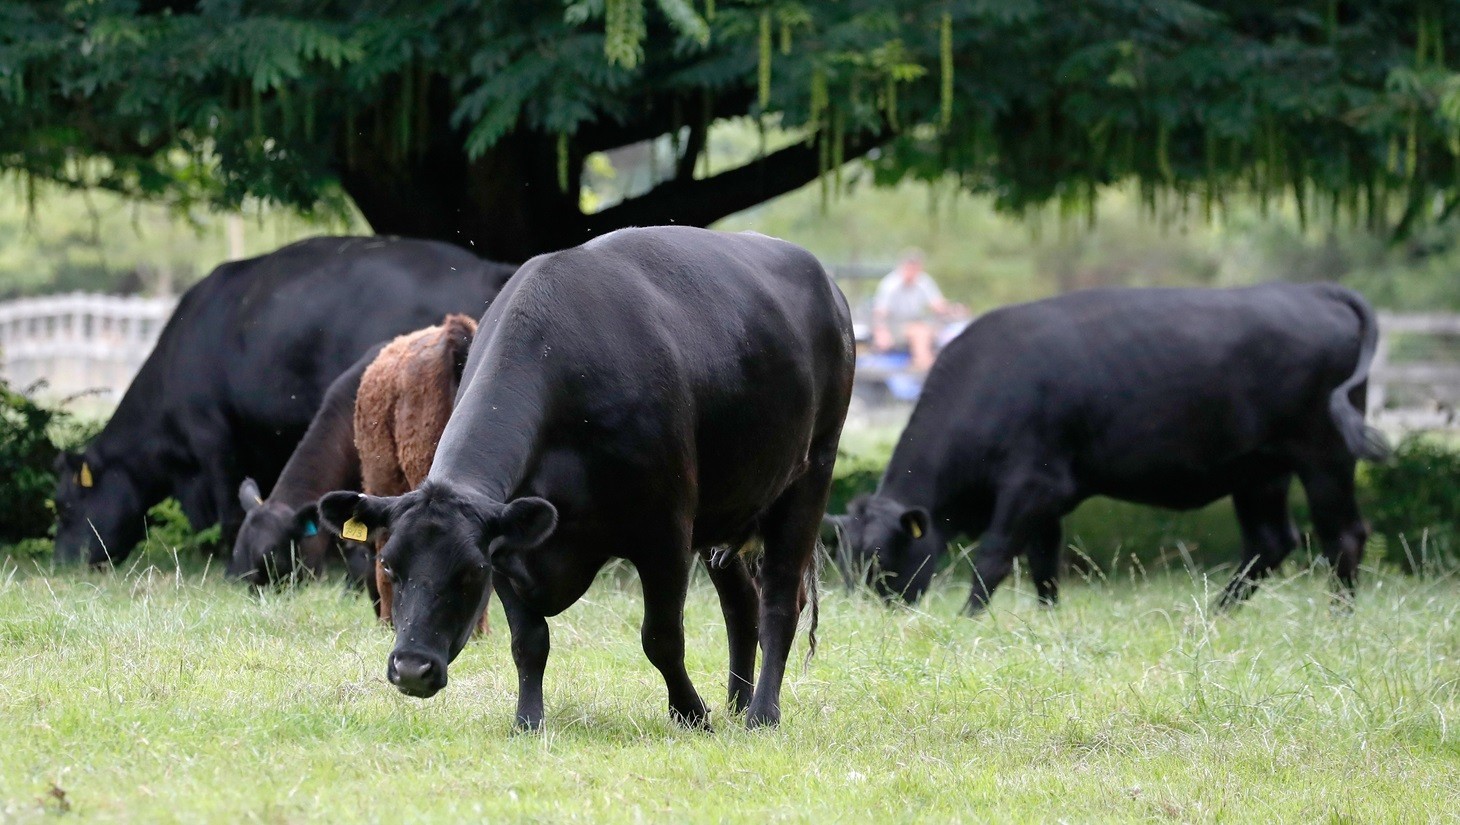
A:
578;130;884;238
578;87;756;155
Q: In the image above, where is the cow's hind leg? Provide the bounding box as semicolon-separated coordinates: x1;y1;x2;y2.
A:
1297;459;1367;608
704;551;759;715
1218;475;1298;610
746;454;836;729
966;476;1068;615
1026;519;1064;607
495;576;551;732
634;551;710;729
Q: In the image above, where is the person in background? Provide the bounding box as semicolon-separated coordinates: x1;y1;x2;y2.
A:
871;248;959;371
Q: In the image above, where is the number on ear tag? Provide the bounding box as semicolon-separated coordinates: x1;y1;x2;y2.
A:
79;463;94;488
909;522;923;540
341;517;369;542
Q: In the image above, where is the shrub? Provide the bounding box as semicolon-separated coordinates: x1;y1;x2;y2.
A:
829;448;882;515
831;427;1460;576
0;380;106;551
0;381;65;545
1363;436;1460;572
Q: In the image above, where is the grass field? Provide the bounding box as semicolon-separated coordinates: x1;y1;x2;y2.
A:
3;550;1458;823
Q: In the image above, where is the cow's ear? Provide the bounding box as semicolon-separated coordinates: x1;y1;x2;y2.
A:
900;507;931;541
291;502;321;538
491;497;557;550
441;314;477;386
238;478;264;513
318;492;395;540
54;451;82;474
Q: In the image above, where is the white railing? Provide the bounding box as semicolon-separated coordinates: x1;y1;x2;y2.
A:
0;292;1455;428
0;292;177;411
1371;312;1460;430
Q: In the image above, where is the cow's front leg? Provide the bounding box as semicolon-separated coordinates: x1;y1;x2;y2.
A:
495;576;551;732
635;552;710;729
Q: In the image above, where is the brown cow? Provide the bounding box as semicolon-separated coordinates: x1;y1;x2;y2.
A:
354;314;486;631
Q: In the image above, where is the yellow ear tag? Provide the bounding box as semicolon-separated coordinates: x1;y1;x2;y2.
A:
341;517;369;542
79;463;94;488
909;521;924;540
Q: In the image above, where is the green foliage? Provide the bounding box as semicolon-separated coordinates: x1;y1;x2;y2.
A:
0;380;98;548
3;2;1459;256
721;170;1460;313
833;425;1460;575
0;380;61;545
828;448;883;516
140;498;223;559
0;179;364;298
1363;435;1460;571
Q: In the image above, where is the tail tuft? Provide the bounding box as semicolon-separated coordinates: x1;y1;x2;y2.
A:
802;541;822;671
1323;286;1391;463
1331;394;1392;462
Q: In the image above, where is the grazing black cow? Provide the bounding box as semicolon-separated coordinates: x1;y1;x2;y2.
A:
829;284;1388;612
53;237;515;566
317;226;855;730
227;344;381;588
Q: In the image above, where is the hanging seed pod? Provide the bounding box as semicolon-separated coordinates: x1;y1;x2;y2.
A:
940;11;953;130
558;133;570;193
885;74;899;130
398;69;412;160
605;0;646;69
807;67;828;146
758;10;772;109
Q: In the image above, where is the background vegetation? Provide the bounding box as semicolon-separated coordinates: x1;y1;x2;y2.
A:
828;428;1460;575
4;2;1460;262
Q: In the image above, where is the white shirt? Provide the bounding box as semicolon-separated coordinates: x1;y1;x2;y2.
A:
873;270;944;324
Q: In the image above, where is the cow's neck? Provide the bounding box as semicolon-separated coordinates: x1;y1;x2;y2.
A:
269;394;360;506
878;428;948;509
427;356;549;504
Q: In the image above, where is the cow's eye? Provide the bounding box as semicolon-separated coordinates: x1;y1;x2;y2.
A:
379;562;396;580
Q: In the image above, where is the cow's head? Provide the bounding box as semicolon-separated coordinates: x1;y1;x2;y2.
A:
228;478;330;585
834;494;937;603
318;480;555;698
52;450;148;566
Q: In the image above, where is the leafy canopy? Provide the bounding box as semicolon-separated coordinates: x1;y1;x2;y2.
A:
1;1;1458;254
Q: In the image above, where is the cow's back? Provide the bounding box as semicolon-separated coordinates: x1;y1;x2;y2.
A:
911;284;1368;508
97;235;512;493
439;227;854;546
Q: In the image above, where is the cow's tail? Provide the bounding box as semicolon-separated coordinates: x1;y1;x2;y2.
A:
1325;286;1391;462
801;539;822;671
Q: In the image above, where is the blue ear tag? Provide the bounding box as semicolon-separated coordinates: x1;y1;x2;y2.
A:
302;520;319;537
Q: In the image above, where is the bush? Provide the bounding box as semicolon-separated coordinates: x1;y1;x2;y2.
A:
832;427;1460;576
829;448;883;515
0;381;65;545
0;381;105;550
1363;436;1460;571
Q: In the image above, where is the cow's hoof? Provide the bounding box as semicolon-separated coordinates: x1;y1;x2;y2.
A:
512;716;544;734
745;705;780;729
670;700;712;731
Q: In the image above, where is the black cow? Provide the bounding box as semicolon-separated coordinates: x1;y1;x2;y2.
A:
53;237;515;566
317;226;855;730
830;284;1388;613
226;344;381;588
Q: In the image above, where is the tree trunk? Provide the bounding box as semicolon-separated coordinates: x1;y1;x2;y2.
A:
337;87;884;263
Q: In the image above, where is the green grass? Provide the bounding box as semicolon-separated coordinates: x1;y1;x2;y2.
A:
2;549;1458;823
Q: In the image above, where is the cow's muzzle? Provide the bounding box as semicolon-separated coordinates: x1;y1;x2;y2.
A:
388;650;447;698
